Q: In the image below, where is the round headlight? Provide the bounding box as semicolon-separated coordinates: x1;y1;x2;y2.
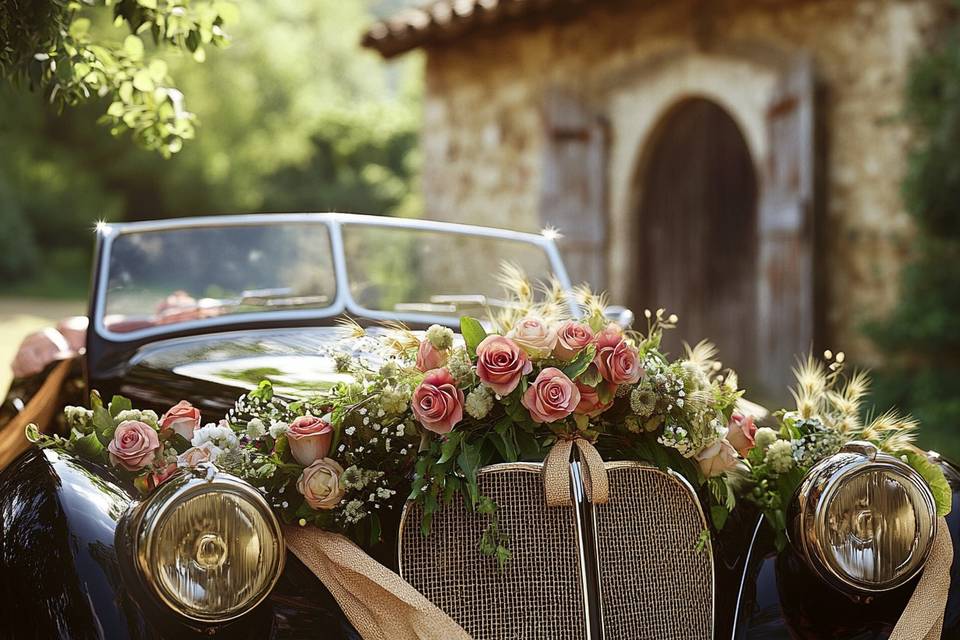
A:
130;464;284;622
791;441;937;592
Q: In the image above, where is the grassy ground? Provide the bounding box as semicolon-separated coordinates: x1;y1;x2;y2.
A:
0;298;85;394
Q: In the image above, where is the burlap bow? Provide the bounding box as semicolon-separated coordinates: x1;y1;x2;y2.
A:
284;526;471;640
889;516;953;640
542;436;609;507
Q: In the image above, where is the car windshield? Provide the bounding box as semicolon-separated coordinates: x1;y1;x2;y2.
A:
97;216;561;337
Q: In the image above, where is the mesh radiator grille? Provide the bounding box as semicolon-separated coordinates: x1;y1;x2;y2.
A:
594;463;713;640
398;461;713;640
399;464;586;640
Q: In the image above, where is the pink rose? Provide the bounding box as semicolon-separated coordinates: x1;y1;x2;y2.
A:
554;321;595;361
695;439;739;477
159;400;201;440
594;325;643;385
108;420;160;471
574;382;615;418
297;458;345;510
178;443;215;467
287;415;334;466
150;462;178;487
416;339;447;372
507;317;558;358
411;369;464;434
725;412;757;457
522;367;581;423
476;335;533;395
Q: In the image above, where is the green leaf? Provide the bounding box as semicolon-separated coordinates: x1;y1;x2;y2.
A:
93;405;114;438
905;451;953;517
438;432;463;464
492;423;518;462
460;316;487;356
74;431;105;460
561;344;596;380
579;365;602;386
710;505;729;530
368;512;382;546
457;442;482;507
109;395;132;417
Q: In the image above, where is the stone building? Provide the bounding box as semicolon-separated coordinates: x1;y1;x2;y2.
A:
363;0;946;395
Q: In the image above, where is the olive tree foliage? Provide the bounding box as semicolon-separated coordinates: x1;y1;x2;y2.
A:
0;0;235;156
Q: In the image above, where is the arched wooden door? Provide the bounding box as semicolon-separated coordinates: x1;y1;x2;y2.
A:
632;98;759;380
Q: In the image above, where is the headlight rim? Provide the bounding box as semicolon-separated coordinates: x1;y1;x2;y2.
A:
792;441;937;594
130;464;285;623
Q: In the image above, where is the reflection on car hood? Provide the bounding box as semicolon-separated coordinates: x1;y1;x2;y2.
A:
129;327;391;398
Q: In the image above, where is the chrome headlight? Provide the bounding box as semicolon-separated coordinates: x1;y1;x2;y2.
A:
791;441;936;592
130;464;284;622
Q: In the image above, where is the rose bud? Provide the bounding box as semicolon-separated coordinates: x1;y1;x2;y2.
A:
725;412;757;457
297;458;346;510
159;400;201;440
695;439;739;477
411;368;465;434
475;335;533;396
416;338;447;372
522;367;581;423
554;321;595;361
287;415;334;466
574;381;615;418
108;420;160;471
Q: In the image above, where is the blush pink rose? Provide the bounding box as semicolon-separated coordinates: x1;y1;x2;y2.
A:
475;335;533;395
287;415;334;466
522;367;581;423
416;339;447;372
507;317;558;358
695;439;739;477
725;412;757;457
108;420;160;471
594;325;643;385
554;321;595;361
159;400;201;440
574;382;615;418
411;369;464;434
297;458;345;510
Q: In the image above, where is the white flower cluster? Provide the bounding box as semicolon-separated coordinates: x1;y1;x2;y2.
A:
63;406;93;430
114;409;159;427
465;386;494;420
658;423;695;456
191;421;240;460
764;439;795;473
425;324;455;350
268;420;289;439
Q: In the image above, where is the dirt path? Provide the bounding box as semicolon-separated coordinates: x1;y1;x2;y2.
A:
0;298;86;393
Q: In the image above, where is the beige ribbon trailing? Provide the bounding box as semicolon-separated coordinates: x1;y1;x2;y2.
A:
0;358;75;472
542;436;609;507
284;526;471;640
890;516;953;640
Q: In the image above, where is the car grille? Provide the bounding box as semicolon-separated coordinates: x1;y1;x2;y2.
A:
398;461;713;640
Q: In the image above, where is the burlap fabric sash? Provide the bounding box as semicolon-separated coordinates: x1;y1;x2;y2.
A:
542;436;609;507
284;525;470;640
889;516;953;640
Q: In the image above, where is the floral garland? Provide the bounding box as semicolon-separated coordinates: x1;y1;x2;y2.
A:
27;275;951;560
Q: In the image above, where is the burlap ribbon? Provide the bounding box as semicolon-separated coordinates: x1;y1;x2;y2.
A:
284;525;471;640
542;436;609;507
0;358;75;472
889;516;953;640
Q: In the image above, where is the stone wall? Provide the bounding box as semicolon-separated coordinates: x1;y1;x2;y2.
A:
419;0;944;365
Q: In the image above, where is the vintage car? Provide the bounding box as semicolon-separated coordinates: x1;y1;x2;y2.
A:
0;213;957;639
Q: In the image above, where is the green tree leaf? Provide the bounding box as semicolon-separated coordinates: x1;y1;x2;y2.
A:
437;432;463;464
109;395;132;418
905;451;953;517
562;344;597;380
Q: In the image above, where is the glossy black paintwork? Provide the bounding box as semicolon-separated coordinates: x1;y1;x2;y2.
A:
733;459;960;639
0;447;362;639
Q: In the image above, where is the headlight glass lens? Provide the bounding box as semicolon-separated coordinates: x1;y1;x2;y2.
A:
135;468;284;622
795;445;937;592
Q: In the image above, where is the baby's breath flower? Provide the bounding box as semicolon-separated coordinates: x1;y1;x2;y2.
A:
765;439;795;473
268;420;289;439
446;348;474;383
379;360;400;380
426;324;455;350
465;385;494;420
245;418;266;439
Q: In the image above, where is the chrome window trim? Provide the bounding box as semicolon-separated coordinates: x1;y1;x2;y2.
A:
93;213;574;343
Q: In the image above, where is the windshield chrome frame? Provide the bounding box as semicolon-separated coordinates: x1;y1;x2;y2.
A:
92;212;575;343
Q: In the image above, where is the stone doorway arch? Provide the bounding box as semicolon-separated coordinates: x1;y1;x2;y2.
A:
631;97;758;380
